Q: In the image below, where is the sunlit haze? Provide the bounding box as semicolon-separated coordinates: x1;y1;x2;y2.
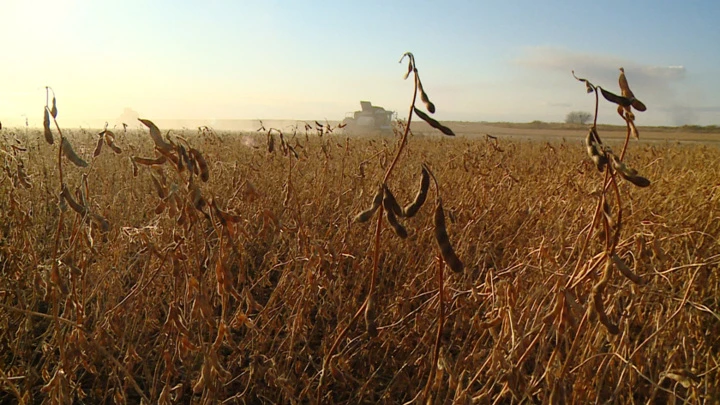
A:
2;0;719;129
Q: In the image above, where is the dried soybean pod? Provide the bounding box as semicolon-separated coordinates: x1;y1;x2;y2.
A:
384;208;408;239
50;96;58;118
155;147;180;167
599;87;632;108
183;145;197;175
591;257;620;334
177;145;190;173
189;182;206;211
413;107;455;136
189;148;209;182
90;212;110;233
138;118;173;152
402;57;413;80
382;186;408;237
623;174;650;188
212;201;242;225
354;186;383;223
365;295;377;338
611;253;644;285
150;174;166;199
619;67;647;112
61;138;88;168
591;152;607;173
434;199;463;273
630;98;647;112
610;154;650;187
43;108;54;145
382;184;403;217
618;67;632;99
267;133;275;153
602;199;612;225
592;290;619;335
61;185;88;216
287;144;299;159
131;157;139;177
417;79;436;114
16;165;32;189
585;129;606;172
154;200;166;215
609;154;635;177
108;142;122;154
104;131;122;154
133;156;167;166
403;166;430;218
93;135;104;157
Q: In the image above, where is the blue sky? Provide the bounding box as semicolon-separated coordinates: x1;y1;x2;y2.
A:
2;0;718;128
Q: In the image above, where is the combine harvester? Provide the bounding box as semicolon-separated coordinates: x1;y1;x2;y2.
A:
341;101;396;135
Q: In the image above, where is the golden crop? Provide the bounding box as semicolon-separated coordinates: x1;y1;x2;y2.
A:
0;63;718;403
1;126;718;403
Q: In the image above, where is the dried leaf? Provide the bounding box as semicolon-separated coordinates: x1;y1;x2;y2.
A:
572;70;595;93
402;59;413;80
660;371;699;389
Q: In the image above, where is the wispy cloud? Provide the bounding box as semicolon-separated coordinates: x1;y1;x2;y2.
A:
515;46;685;88
514;46;719;125
656;105;720;126
545;101;572;108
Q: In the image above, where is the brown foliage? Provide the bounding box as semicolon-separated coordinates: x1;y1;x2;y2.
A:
0;81;717;403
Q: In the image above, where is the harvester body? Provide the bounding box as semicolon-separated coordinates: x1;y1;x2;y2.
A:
342;101;394;135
